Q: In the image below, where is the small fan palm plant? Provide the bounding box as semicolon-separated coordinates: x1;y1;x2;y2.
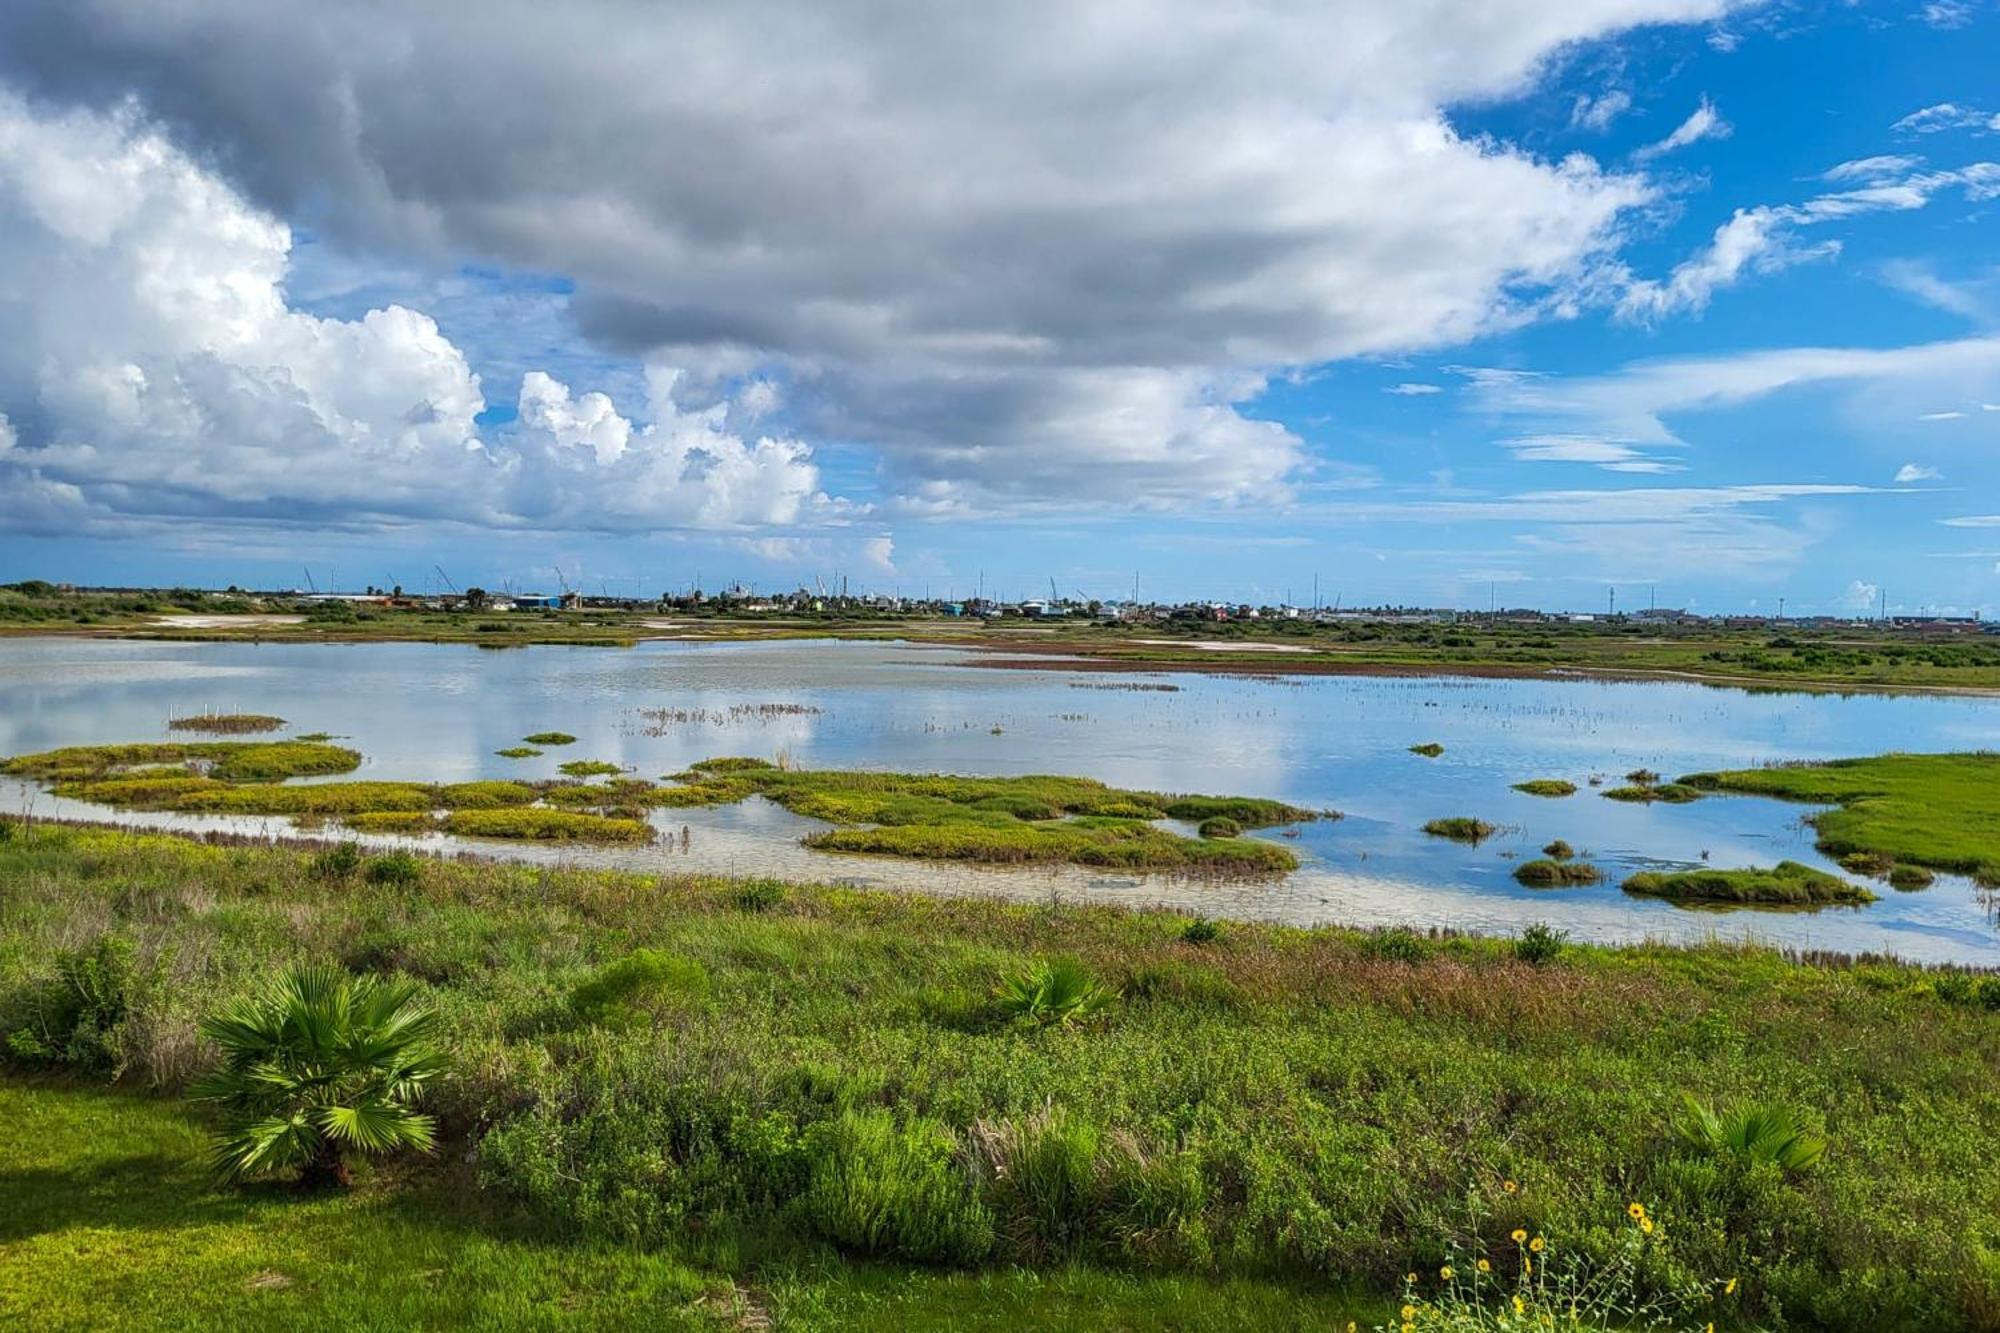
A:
995;958;1115;1027
1678;1094;1827;1173
191;964;446;1188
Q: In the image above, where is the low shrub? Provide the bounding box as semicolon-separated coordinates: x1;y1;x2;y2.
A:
1512;779;1577;797
995;958;1115;1026
1678;1096;1826;1173
1888;865;1935;890
1515;923;1569;965
1364;927;1428;963
1409;743;1445;758
521;732;577;746
1197;816;1241;839
365;851;424;886
4;934;140;1072
569;950;710;1027
798;1109;994;1264
1542;839;1576;859
732;879;788;912
1180;915;1223;944
310;842;363;879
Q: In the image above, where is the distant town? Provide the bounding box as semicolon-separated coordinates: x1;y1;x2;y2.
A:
11;577;1992;635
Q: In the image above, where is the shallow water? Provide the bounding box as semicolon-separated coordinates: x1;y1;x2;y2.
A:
3;636;1998;963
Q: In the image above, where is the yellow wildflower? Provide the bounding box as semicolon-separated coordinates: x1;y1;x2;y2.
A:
1640;1216;1654;1234
1512;1296;1525;1316
1529;1235;1545;1253
1402;1325;1414;1333
1477;1259;1491;1273
1725;1277;1738;1295
1402;1306;1416;1321
1627;1201;1646;1220
1440;1265;1454;1280
1407;1272;1418;1284
1522;1256;1533;1274
1503;1178;1519;1193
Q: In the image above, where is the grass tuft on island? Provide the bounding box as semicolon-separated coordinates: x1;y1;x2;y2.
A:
1408;742;1444;757
165;712;286;734
521;731;577;746
1422;817;1496;842
1513;858;1604;887
494;746;541;759
1680;752;2000;880
1602;782;1703;804
1622;860;1876;907
1512;779;1577;798
558;759;625;778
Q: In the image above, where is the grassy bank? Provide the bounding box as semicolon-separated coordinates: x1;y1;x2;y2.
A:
1683;752;2000;880
3;823;1997;1329
0;1081;1375;1331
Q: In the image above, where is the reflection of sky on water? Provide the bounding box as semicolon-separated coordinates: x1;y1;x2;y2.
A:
3;636;1999;964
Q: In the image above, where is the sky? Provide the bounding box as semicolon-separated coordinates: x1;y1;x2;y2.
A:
0;1;1995;613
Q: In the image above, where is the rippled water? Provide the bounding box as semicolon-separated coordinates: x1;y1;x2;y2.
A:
3;636;1998;963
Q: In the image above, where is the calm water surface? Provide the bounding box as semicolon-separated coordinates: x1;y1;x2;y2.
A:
4;636;1998;963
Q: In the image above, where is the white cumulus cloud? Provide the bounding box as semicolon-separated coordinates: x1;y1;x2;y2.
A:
0;92;852;536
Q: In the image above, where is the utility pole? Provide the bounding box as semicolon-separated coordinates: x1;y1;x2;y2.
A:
1607;586;1615;617
1778;597;1786;621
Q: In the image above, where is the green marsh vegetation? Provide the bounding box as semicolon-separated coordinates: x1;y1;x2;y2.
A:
557;759;625;778
166;712;286;734
625;759;1319;874
1512;779;1577;797
1602;783;1704;803
1542;839;1577;859
1408;742;1445;757
1622;861;1876;907
1512;858;1604;888
522;732;577;745
2;824;1998;1328
2;742;1317;872
494;746;542;759
1681;752;2000;881
1422;817;1496;842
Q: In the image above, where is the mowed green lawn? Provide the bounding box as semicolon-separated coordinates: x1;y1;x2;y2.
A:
0;1081;1375;1332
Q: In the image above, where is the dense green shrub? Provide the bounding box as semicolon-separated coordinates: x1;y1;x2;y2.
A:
798;1110;994;1264
731;879;788;912
365;851;423;886
1363;927;1428;963
1196;816;1241;839
569;950;710;1026
1514;924;1569;965
311;842;363;879
4;934;139;1072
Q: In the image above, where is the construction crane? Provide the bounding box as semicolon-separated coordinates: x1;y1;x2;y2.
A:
302;566;317;595
433;564;458;595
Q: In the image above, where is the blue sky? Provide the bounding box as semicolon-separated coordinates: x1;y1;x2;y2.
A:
0;0;1995;611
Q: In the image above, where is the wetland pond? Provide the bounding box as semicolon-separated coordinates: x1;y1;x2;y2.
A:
4;636;1999;964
